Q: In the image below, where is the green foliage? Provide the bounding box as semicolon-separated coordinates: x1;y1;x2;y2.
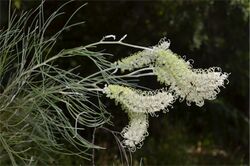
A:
0;2;112;165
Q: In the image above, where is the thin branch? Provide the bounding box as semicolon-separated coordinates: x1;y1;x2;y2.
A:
83;35;152;51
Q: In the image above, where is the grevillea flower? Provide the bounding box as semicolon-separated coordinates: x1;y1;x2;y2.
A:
114;39;229;107
103;84;174;150
121;112;149;152
103;84;175;114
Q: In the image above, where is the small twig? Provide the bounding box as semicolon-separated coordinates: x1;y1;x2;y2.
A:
92;127;97;166
86;88;104;92
73;112;87;138
119;34;127;42
99;127;130;165
101;35;116;41
111;67;119;75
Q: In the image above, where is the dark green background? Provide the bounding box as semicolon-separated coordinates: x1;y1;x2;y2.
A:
1;0;249;165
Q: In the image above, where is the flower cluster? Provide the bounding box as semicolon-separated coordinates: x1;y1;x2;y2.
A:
114;40;229;107
103;84;174;150
103;38;229;152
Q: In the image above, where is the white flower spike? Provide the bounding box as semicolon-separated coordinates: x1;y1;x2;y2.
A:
103;84;175;114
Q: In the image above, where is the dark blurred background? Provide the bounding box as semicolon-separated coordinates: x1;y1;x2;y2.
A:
0;0;249;165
